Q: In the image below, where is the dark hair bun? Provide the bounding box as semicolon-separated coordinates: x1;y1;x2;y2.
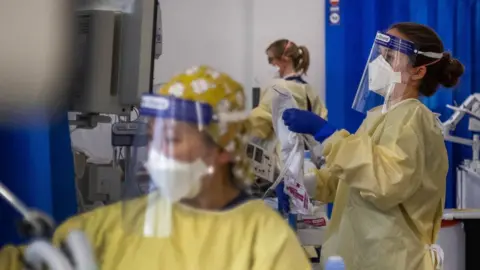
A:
439;53;465;88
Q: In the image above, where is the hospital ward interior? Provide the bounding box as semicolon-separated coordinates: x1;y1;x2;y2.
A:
1;0;480;269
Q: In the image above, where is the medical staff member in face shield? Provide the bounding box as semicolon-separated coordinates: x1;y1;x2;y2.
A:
0;66;311;270
283;22;465;270
249;39;327;140
249;40;327;208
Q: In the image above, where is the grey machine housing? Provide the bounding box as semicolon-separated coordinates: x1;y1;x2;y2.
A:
71;0;162;116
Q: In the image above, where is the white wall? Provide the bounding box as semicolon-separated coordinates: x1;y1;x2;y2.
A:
252;0;325;100
154;0;326;107
154;0;250;100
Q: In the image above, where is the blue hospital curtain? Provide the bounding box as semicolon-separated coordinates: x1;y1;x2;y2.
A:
325;0;480;210
0;113;77;246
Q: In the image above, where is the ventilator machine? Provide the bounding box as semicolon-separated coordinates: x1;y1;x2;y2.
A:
435;94;480;270
70;0;160;212
441;93;480;210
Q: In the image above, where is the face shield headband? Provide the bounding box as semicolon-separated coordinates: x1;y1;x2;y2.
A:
140;94;250;129
374;32;444;63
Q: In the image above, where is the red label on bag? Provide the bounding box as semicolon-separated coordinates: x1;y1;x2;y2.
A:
286;186;305;201
303;217;327;227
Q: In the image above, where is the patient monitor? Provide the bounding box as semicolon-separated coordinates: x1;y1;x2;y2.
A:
246;142;276;182
71;0;162;116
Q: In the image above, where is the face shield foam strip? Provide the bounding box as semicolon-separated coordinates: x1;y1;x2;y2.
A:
140;94;214;125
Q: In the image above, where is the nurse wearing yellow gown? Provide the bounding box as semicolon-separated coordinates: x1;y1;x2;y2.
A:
249;39;328;141
249;39;328;173
0;66;310;270
283;23;465;269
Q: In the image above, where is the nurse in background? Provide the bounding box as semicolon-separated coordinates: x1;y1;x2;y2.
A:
249;40;328;188
249;39;327;212
250;39;327;141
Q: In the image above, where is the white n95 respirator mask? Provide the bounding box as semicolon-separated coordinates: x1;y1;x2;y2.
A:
144;148;208;202
368;55;402;96
268;65;281;79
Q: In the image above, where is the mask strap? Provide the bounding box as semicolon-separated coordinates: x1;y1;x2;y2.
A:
413;50;444;67
424;57;442;67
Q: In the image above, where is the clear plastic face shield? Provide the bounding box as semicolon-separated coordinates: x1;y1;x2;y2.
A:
123;94;218;238
352;32;443;114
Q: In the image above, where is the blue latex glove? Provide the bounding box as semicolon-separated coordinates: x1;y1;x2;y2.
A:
314;124;337;143
282;108;327;135
282;108;337;143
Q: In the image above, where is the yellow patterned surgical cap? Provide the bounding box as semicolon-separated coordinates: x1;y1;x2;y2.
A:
156;65;253;186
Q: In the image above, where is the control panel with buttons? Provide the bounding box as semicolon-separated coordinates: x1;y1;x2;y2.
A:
111;122;148;147
246;142;275;182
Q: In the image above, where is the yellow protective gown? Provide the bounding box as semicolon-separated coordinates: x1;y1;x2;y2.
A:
0;199;311;270
250;78;327;139
315;99;448;270
249;78;328;169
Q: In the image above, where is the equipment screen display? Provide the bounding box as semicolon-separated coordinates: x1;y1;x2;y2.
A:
73;15;90;101
246;144;254;158
254;148;263;163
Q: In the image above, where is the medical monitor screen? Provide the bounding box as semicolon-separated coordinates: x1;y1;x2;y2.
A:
254;148;263;163
246;144;255;158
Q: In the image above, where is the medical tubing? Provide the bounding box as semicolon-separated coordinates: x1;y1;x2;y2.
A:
64;230;98;270
262;140;300;199
24;240;74;270
0;182;30;218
